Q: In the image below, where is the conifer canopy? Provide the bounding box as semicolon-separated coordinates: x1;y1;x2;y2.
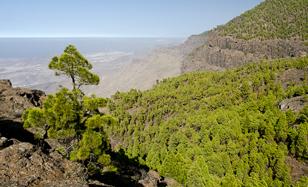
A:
49;45;100;90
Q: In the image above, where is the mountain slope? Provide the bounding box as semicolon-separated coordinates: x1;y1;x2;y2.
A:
182;0;308;72
218;0;308;40
107;57;308;186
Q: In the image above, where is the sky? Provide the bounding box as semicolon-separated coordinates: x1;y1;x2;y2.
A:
0;0;262;38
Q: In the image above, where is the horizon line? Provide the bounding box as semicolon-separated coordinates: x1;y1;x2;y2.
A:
0;35;188;39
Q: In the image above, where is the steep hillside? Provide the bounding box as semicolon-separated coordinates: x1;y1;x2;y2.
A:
219;0;308;40
0;80;181;187
0;80;89;186
182;0;308;72
107;57;308;186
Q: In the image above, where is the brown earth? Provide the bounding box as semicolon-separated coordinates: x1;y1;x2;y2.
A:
286;156;308;182
0;142;88;187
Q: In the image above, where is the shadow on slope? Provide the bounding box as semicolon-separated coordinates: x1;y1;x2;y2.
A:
90;149;167;187
0;119;50;151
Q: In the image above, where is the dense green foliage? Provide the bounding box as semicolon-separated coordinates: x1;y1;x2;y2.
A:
49;45;100;90
23;45;116;174
218;0;308;40
108;57;308;186
23;88;116;172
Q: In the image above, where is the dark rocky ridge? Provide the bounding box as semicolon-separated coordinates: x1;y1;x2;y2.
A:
0;79;89;186
0;142;88;187
0;79;45;122
0;80;46;144
182;31;308;72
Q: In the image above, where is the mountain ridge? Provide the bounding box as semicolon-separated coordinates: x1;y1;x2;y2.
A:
181;0;308;73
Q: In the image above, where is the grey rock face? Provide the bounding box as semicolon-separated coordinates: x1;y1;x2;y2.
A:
182;31;308;72
279;96;308;112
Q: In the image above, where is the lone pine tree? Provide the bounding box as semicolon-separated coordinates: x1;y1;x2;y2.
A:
23;45;116;173
49;44;100;90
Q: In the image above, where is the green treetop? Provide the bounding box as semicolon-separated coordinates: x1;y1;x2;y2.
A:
49;45;100;90
23;45;117;174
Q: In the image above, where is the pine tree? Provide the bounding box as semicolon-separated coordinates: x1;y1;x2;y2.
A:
23;45;117;175
49;45;99;90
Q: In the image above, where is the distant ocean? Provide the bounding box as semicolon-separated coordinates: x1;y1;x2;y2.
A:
0;37;184;96
0;37;183;59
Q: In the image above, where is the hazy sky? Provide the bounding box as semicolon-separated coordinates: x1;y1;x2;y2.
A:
0;0;262;38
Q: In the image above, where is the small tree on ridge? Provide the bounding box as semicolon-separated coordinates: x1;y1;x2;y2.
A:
23;45;117;173
49;44;99;90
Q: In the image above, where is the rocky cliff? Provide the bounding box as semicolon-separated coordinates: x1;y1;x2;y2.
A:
182;32;307;72
181;0;308;72
0;80;89;186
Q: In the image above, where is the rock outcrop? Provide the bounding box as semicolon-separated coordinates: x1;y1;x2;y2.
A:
0;142;88;187
286;156;308;182
182;32;308;72
279;96;308;112
0;79;90;187
0;79;45;122
277;68;308;89
277;68;308;112
0;79;45;142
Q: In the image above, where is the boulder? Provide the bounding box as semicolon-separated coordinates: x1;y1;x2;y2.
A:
0;141;88;187
0;79;45;122
279;95;307;112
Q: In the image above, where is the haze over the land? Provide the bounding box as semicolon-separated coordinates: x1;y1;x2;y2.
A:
1;0;308;186
0;0;263;97
0;37;184;97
